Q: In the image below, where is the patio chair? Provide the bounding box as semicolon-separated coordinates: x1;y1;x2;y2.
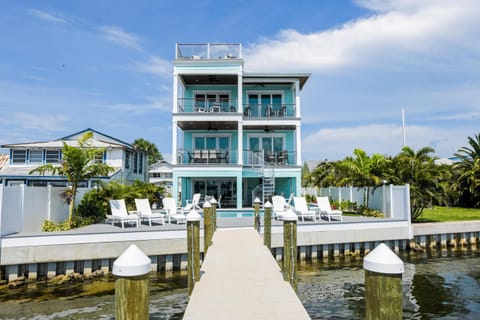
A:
293;197;316;222
162;197;186;224
184;193;201;211
107;199;140;229
272;195;288;220
316;196;343;222
135;198;166;226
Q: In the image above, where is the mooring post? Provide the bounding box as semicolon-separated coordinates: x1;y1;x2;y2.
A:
363;243;404;320
254;197;261;232
283;208;298;291
112;244;151;320
203;201;213;255
210;197;217;232
187;208;201;295
264;201;272;250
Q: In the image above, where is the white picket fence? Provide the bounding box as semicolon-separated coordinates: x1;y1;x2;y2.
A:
302;184;411;221
0;185;90;235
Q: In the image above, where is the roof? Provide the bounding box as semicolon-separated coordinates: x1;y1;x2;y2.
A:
243;72;310;90
1;128;133;150
304;160;322;172
0;154;8;170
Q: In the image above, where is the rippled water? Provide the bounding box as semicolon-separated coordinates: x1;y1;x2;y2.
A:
1;249;480;319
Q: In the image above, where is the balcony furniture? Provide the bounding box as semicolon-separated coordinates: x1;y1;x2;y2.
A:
210;103;221;112
193;149;202;163
218;150;229;163
264;151;276;164
209;150;218;163
280;105;287;117
230;106;236;112
265;105;273;117
243;106;251;117
188;151;194;163
277;151;288;165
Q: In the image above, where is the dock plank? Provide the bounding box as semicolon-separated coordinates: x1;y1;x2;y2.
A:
183;228;311;320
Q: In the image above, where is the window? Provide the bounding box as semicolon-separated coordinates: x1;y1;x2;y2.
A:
194;92;230;111
194;135;230;151
45;150;61;163
125;152;130;169
139;153;143;174
11;150;27;164
29;150;43;164
248;135;284;153
133;153;138;174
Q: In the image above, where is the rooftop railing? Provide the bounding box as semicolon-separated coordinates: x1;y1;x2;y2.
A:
176;43;242;60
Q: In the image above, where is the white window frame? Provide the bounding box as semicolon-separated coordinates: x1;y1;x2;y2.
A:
192;134;231;150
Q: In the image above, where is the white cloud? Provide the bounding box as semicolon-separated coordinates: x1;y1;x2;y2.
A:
107;96;171;114
28;8;67;24
244;0;480;72
135;56;172;78
98;25;143;50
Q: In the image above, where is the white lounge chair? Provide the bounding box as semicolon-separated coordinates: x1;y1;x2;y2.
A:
316;196;343;222
107;199;140;229
184;193;201;211
293;197;316;222
272;195;288;220
163;197;187;224
135;198;166;226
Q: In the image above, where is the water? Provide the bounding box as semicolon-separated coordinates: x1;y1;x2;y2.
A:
1;249;480;319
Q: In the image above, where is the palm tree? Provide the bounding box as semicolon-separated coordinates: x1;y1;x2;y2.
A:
338;149;389;208
29;132;114;224
393;146;438;220
454;133;480;207
132;138;162;165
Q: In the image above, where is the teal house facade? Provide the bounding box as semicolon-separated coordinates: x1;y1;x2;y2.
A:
171;43;309;208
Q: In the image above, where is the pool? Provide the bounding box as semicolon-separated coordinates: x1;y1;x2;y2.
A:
211;209;260;218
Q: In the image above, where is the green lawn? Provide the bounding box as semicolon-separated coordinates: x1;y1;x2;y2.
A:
416;206;480;222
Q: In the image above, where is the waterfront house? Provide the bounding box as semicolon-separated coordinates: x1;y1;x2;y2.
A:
0;128;148;186
149;160;173;194
171;43;310;208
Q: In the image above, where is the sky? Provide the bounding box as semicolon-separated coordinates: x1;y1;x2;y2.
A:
1;0;479;162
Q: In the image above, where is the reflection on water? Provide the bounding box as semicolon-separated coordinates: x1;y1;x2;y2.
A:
1;249;480;319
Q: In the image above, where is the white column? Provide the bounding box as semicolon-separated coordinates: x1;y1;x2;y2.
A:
172;120;177;165
238;73;243;113
295;80;300;118
173;73;178;113
238;122;243;165
296;124;301;166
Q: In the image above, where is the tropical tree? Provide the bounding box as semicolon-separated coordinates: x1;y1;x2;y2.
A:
392;146;439;221
29;132;114;225
337;149;390;208
133;138;162;165
453;133;480;207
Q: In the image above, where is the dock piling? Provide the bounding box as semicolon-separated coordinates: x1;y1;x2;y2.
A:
203;201;213;254
254;197;261;232
283;208;298;291
112;244;151;320
264;201;272;250
210;197;217;232
186;209;201;295
363;243;404;320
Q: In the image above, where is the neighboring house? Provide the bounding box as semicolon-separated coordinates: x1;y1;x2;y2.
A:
0;128;148;186
171;43;310;208
149;160;173;195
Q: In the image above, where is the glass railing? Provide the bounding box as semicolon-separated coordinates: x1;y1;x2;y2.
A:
177;149;237;165
242;104;296;119
176;43;242;60
243;150;296;167
177;98;238;113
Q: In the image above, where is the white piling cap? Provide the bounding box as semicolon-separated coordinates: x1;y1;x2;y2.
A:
113;244;151;277
264;201;272;208
187;208;201;222
283;208;298;221
254;197;261;204
363;243;404;274
210;197;217;205
203;201;211;208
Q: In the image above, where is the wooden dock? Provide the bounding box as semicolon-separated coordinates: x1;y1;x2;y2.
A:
183;228;311;320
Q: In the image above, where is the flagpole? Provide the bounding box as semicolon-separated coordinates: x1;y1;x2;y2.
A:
402;108;406;147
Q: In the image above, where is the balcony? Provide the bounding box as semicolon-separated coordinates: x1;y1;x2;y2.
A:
176;43;242;60
177;149;237;165
177;98;238;113
244;150;297;167
243;104;296;119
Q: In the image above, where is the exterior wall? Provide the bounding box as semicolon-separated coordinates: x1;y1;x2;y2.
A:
106;148;123;168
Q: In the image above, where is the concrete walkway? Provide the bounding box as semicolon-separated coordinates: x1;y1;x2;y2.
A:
183;228;311;320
